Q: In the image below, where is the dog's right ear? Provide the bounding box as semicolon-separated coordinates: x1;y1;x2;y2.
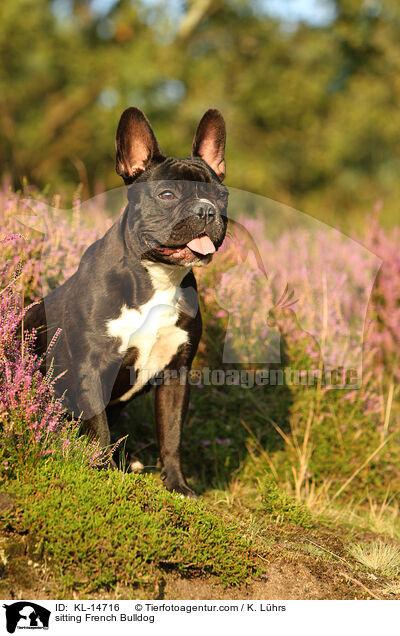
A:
115;108;165;183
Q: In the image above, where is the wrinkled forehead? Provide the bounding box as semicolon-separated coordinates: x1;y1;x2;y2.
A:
149;157;217;182
128;157;228;200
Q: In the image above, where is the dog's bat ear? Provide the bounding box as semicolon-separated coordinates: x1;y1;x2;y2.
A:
191;109;226;181
115;107;165;183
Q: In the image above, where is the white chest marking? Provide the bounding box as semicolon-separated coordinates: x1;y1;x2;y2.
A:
107;262;189;401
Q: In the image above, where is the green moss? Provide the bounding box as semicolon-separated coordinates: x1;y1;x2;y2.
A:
4;461;259;593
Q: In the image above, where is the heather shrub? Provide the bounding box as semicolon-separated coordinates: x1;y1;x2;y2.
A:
0;186;112;303
0;264;106;480
365;215;400;383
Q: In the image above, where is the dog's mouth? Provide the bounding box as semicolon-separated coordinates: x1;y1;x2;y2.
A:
143;233;216;263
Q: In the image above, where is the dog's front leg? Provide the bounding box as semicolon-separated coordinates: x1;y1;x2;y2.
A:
155;372;196;498
81;413;118;469
77;369;118;469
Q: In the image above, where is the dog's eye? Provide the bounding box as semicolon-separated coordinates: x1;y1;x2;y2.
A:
158;190;176;200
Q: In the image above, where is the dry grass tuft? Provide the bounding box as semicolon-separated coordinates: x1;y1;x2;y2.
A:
348;541;400;577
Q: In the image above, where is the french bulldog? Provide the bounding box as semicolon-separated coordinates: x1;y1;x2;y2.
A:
25;107;228;497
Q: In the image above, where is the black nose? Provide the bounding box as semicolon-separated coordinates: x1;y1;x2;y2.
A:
193;199;216;221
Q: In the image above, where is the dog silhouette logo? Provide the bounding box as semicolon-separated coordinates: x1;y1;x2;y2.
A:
2;602;50;633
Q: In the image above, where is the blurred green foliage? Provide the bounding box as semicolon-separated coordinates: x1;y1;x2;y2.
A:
1;0;400;226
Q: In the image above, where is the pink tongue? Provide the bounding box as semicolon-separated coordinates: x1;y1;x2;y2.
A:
186;235;216;255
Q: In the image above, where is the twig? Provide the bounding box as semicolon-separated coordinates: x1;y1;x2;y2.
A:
339;571;382;600
307;539;352;567
264;415;293;449
382;381;394;441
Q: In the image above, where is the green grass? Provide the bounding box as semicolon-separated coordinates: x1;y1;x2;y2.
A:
2;460;259;595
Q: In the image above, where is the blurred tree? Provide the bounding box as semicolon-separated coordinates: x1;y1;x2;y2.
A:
0;0;400;227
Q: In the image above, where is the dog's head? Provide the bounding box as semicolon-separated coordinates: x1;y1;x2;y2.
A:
115;107;228;267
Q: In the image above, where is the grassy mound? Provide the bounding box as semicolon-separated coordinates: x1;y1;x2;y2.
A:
4;461;259;594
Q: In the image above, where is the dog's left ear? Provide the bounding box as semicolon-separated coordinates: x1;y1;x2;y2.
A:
191;109;226;181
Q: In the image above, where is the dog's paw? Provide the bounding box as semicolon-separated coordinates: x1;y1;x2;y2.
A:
175;486;198;500
129;453;144;473
166;482;198;499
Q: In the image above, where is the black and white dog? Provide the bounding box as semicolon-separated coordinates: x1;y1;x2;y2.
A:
25;107;228;497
